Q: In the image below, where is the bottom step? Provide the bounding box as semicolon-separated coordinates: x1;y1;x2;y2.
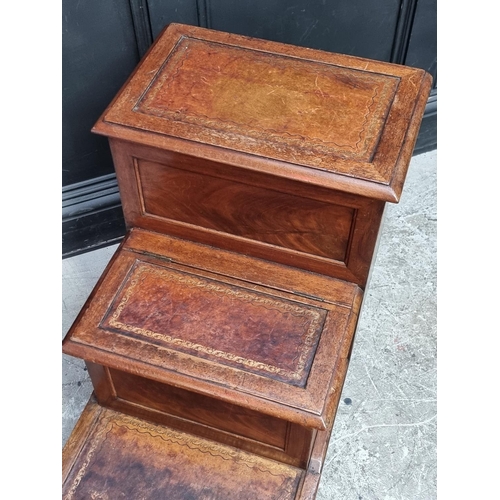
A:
63;396;322;499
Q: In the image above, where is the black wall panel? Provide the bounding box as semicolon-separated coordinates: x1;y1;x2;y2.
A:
405;0;437;84
62;0;139;186
208;0;400;62
148;0;199;40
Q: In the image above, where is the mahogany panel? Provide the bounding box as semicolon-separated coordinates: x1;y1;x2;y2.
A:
108;368;289;449
86;362;315;467
137;158;354;261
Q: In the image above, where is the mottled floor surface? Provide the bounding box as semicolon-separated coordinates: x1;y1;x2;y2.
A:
62;149;436;500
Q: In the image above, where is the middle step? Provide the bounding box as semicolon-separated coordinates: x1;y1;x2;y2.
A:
63;229;362;468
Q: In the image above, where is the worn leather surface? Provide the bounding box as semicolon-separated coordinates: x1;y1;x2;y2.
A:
63;403;303;500
102;261;326;386
135;37;398;165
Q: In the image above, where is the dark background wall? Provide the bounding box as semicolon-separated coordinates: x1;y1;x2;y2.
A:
62;0;437;257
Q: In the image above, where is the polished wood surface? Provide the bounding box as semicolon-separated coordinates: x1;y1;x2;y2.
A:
138;158;354;261
86;362;315;468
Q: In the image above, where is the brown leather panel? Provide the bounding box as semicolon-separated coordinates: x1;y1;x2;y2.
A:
135;37;398;166
62;403;303;500
101;260;326;386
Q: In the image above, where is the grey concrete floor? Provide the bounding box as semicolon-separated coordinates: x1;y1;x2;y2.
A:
62;149;436;499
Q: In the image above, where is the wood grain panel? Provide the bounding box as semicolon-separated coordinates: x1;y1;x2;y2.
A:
108;140;384;286
137;158;354;261
87;363;314;467
109;368;288;448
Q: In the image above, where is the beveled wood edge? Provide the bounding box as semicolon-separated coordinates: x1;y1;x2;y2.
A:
158;23;421;80
62;235;129;341
94;123;402;202
323;295;361;431
63;339;324;431
315;288;362;432
62;394;102;483
388;71;434;201
125;139;385;208
294;369;350;498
